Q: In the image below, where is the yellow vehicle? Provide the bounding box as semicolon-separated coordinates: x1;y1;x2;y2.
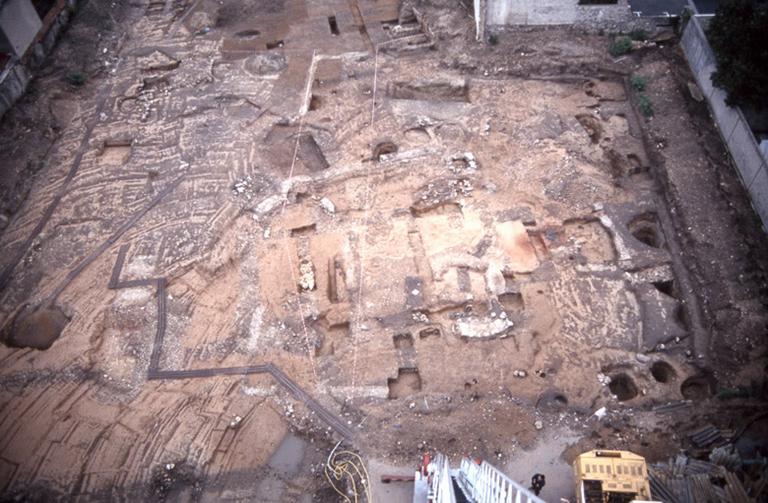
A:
573;450;656;503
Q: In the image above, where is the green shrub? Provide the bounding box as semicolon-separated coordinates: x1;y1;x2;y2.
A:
637;94;654;117
629;29;648;41
630;74;647;92
66;73;86;86
488;33;499;46
609;37;632;57
708;0;768;110
680;6;692;25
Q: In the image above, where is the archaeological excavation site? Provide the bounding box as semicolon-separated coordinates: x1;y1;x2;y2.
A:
1;0;767;501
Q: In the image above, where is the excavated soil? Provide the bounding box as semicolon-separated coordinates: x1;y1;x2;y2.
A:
0;0;766;501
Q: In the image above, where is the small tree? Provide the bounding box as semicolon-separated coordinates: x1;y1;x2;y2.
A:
707;0;768;110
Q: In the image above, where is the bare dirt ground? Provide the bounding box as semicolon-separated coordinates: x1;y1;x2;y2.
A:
0;0;766;501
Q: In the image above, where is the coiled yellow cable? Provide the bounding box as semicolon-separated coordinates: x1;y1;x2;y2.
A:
324;442;373;503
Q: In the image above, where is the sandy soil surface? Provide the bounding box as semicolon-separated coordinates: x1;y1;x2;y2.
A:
0;0;766;501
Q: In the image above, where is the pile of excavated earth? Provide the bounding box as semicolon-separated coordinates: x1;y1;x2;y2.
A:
0;0;766;500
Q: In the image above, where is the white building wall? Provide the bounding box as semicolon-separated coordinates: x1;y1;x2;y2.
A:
486;0;632;26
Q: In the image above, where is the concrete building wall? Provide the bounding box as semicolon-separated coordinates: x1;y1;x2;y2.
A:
0;0;42;57
0;0;75;119
681;15;768;231
486;0;633;27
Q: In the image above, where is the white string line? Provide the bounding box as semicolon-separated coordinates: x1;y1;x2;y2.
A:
349;156;374;393
277;50;318;382
370;46;379;126
350;34;431;392
350;44;385;393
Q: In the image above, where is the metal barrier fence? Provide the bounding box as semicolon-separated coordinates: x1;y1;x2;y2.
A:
680;15;768;232
455;457;545;503
429;453;458;503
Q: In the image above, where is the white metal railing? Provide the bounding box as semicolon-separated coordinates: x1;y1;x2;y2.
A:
428;453;457;503
455;457;545;503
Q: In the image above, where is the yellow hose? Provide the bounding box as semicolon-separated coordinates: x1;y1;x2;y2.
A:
324;443;373;503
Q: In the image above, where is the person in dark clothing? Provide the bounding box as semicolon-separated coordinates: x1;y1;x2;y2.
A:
530;473;545;495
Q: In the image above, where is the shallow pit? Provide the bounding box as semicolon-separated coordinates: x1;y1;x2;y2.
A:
575;113;602;143
99;139;133;165
674;304;691;330
536;390;569;412
327;16;339;36
418;326;441;338
404;127;430;144
290;223;317;237
628;214;663;248
498;292;523;311
681;375;715;400
5;305;70;350
650;361;677;383
387;79;469;102
372;141;398;161
308;94;322;111
393;333;414;349
652;279;677;298
608;372;639;401
387;368;422;399
235;29;261;38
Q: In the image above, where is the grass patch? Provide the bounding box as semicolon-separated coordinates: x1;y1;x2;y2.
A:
609;37;632;57
630;74;647;92
637;94;654;117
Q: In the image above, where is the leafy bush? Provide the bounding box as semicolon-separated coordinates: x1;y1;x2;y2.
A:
637;94;654;117
629;29;648;41
681;6;692;24
609;37;632;57
630;75;647;92
707;0;768;110
66;73;86;86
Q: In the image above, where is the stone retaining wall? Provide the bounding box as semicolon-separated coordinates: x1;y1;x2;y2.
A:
681;15;768;231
